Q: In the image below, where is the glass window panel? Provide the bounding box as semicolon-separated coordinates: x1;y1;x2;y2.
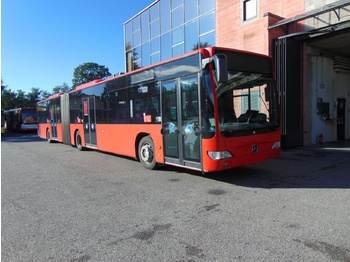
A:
199;0;215;15
172;43;184;57
125;21;132;49
109;88;128;124
244;0;257;20
199;11;215;35
133;15;140;32
184;0;197;22
160;0;171;33
161;32;172;60
151;37;160;54
134;59;141;70
151;53;160;64
133;46;141;62
142;42;150;67
150;20;160;39
150;2;159;22
172;6;184;28
141;10;150;44
185;19;198;52
172;26;184;45
133;30;141;47
199;31;215;47
171;0;182;9
126;51;133;72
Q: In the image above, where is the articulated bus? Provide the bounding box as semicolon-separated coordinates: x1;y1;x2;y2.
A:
4;108;38;132
37;46;280;173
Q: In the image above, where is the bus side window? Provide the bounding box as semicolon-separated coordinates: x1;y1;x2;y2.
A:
144;104;158;123
163;107;172;122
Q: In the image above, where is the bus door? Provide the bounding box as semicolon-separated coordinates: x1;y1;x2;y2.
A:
83;97;97;148
162;75;201;170
50;105;58;139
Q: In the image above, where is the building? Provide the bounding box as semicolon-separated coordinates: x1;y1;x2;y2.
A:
124;0;350;147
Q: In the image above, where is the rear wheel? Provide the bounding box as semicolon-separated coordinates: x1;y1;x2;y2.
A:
138;136;157;170
75;131;83;151
46;129;52;143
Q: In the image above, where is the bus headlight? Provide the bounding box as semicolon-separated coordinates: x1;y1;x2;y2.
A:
208;151;233;160
272;141;281;149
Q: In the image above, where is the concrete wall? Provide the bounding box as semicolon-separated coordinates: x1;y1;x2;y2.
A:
305;46;350;144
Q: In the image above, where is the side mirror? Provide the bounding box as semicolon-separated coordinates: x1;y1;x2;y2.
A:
213;54;228;83
202;54;228;84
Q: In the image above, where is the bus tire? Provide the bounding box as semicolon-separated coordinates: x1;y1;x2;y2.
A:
75;131;83;151
46;129;52;143
138;136;157;170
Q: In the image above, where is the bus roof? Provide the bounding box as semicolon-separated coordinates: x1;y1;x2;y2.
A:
71;47;206;93
73;79;104;91
37;92;65;104
70;46;272;93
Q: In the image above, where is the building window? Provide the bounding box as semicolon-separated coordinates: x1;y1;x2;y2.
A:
243;0;257;21
124;0;216;72
241;91;260;113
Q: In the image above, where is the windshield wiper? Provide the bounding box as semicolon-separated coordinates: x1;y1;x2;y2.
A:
256;122;278;131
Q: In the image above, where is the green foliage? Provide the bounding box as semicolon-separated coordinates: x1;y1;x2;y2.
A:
1;86;42;110
1;88;17;109
52;82;71;94
1;80;72;110
72;62;111;88
192;42;209;50
1;61;110;109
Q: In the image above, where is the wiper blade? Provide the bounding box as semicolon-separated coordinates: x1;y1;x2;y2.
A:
257;122;278;131
221;129;238;136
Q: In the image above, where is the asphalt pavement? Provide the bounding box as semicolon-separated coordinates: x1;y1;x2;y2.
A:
1;132;350;261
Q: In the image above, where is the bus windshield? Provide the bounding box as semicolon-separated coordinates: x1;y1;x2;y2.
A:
215;71;279;136
22;110;37;124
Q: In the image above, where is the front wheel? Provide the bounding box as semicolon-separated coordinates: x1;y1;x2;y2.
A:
138;136;157;170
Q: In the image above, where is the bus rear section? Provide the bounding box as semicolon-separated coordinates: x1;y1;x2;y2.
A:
5;108;37;132
37;93;70;144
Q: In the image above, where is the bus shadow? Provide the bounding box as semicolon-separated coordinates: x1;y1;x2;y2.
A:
212;147;350;189
4;131;348;189
165;145;350;189
1;132;43;143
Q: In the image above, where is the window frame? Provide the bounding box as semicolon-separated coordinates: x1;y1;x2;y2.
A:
243;0;258;22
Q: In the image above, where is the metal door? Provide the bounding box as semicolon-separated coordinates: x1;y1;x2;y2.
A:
83;97;97;147
50;105;58;139
274;37;302;148
162;75;201;169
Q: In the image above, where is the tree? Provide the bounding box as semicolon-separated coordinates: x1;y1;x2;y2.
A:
26;88;41;107
72;62;111;88
52;82;71;94
1;88;16;110
1;79;7;93
40;90;52;101
15;90;26;107
1;79;44;109
192;42;210;50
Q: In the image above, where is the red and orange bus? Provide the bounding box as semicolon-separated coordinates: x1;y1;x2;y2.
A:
37;46;280;172
4;108;37;132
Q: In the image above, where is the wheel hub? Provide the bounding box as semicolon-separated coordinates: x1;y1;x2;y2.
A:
141;143;153;163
